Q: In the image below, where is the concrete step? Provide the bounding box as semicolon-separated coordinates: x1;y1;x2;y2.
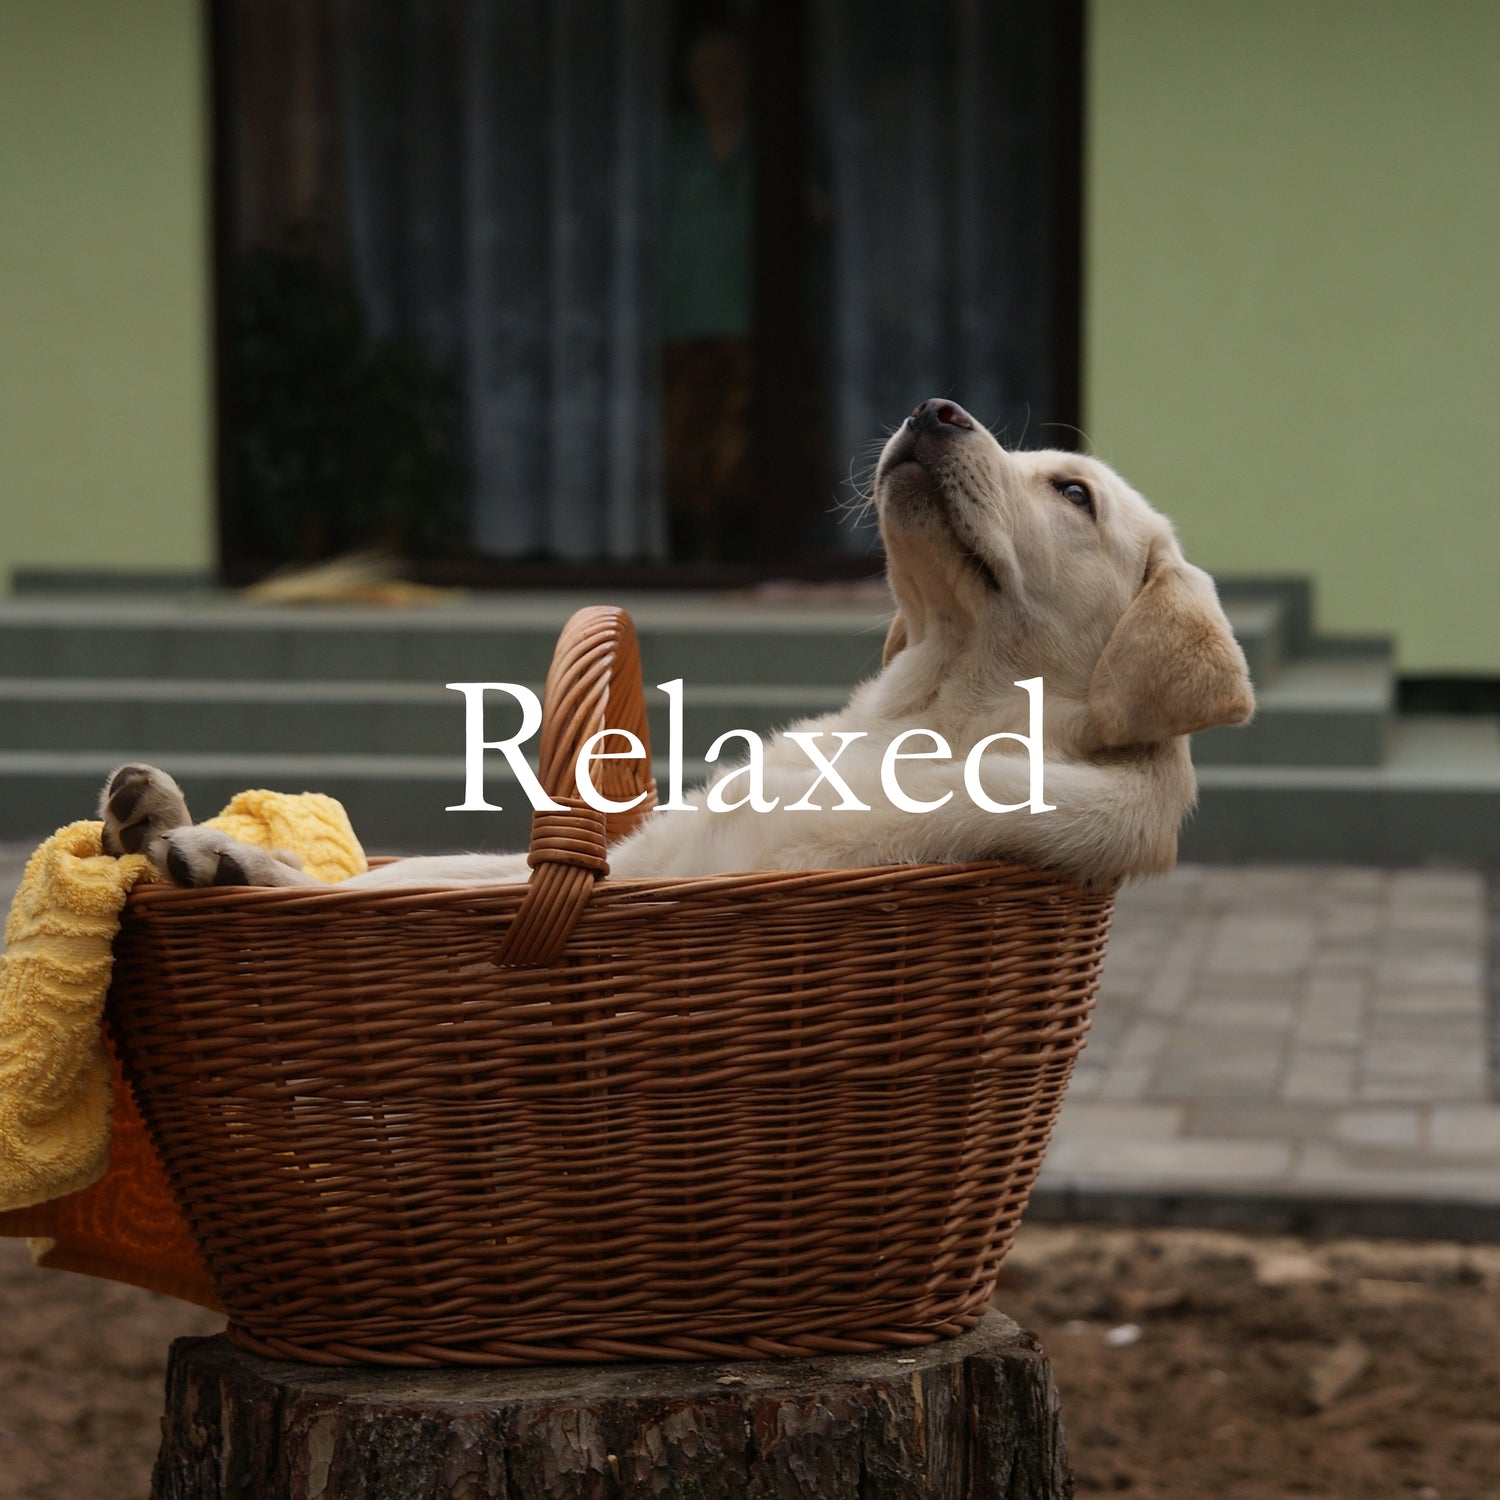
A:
1193;650;1394;768
0;678;849;759
5;717;1497;865
3;581;1456;862
0;748;719;852
0;587;1290;694
0;595;890;688
2;651;1388;769
1221;595;1291;688
1186;716;1500;863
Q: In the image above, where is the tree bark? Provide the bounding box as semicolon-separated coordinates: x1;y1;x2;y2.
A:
151;1312;1072;1499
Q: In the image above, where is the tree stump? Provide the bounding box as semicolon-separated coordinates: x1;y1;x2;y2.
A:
151;1313;1073;1499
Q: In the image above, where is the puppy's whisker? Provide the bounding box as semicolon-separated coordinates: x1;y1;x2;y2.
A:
833;445;885;525
832;477;877;523
1038;421;1097;454
988;412;1027;452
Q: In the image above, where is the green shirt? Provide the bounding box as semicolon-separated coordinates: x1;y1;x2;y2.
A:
660;115;753;340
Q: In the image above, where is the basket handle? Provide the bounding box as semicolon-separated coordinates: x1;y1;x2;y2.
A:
492;606;658;968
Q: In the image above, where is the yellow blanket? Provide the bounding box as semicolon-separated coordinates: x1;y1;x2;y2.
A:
0;791;365;1308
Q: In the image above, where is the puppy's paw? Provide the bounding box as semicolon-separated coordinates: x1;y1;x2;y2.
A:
157;827;317;889
100;763;192;861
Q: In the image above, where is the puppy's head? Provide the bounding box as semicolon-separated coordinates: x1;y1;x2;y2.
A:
874;399;1254;748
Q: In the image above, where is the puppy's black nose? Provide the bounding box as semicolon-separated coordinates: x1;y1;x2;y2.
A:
908;398;975;433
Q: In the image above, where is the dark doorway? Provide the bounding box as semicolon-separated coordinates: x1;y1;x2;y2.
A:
209;0;1081;586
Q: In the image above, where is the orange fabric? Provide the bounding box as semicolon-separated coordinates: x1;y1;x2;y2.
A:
0;1028;220;1309
0;794;365;1308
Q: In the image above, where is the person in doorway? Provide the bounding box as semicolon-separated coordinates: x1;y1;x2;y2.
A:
660;19;755;564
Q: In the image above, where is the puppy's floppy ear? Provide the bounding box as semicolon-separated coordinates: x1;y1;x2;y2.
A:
882;612;909;667
1089;543;1254;746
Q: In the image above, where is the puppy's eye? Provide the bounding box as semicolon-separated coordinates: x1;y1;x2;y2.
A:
1052;478;1095;517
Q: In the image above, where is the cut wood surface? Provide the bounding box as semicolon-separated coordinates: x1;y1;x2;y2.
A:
151;1311;1073;1499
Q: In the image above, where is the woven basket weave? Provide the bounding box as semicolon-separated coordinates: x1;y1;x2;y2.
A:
107;606;1114;1367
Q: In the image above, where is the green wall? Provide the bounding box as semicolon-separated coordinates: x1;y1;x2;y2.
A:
4;2;1497;673
0;0;213;591
1086;0;1500;673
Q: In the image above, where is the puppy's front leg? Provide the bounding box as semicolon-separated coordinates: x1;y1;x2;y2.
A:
99;764;319;889
339;852;533;889
156;827;321;888
882;750;1184;885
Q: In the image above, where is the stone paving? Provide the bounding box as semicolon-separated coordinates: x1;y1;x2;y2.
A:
1;841;1494;1231
1037;862;1500;1224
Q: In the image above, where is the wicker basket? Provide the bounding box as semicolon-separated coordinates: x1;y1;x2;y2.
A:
107;606;1114;1367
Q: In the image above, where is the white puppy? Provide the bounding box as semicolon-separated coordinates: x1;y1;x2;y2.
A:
102;400;1253;890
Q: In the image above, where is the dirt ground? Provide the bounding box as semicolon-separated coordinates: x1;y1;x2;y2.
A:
0;1240;221;1499
2;1223;1498;1499
999;1224;1500;1500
